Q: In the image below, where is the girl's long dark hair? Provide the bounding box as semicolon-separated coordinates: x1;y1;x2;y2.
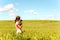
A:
15;16;20;23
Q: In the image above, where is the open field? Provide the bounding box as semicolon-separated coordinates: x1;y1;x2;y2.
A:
0;20;60;40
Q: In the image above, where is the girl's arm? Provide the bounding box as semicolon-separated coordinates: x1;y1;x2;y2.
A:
18;25;22;29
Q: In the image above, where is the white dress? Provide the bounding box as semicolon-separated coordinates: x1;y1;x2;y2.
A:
15;22;21;33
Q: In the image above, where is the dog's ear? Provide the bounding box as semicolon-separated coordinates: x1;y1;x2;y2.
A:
21;20;23;21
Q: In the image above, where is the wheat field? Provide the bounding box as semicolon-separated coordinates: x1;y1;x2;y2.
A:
0;20;60;40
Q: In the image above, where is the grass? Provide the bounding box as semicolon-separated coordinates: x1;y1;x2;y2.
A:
0;20;60;40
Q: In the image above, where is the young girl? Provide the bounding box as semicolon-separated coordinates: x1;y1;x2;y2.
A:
15;16;22;34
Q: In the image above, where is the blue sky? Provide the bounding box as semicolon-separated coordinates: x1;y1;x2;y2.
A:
0;0;59;20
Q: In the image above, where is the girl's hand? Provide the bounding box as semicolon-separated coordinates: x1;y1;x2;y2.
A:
18;25;22;29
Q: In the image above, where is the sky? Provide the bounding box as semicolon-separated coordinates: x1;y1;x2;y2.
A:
0;0;59;20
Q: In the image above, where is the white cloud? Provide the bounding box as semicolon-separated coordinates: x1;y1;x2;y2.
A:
0;7;4;12
9;13;16;19
24;10;37;14
0;4;14;12
9;9;19;20
4;4;14;10
9;8;19;13
9;9;15;13
7;4;19;20
0;3;19;20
